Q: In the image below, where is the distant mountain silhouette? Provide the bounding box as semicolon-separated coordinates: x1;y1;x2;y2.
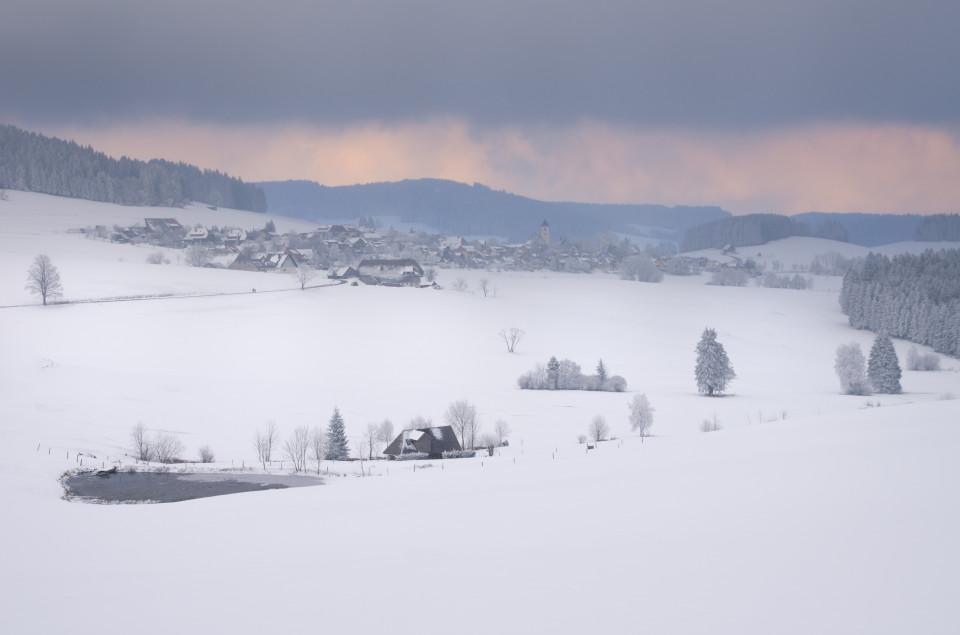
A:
258;178;730;242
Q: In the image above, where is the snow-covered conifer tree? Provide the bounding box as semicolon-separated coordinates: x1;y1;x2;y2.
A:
695;327;736;396
547;356;560;390
596;359;607;384
325;407;350;460
834;342;870;395
868;334;902;394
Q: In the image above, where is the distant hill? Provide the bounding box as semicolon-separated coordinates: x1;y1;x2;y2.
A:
913;214;960;242
0;124;266;212
792;212;923;247
258;178;730;243
680;214;813;251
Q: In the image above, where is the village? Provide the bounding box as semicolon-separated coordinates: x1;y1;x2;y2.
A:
86;216;724;284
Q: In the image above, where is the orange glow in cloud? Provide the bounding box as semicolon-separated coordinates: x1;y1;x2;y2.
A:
47;119;960;215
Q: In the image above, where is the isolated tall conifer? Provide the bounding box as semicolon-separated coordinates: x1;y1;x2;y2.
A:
695;327;736;396
868;334;902;394
325;407;350;460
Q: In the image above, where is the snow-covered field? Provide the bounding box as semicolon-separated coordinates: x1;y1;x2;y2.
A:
1;192;959;634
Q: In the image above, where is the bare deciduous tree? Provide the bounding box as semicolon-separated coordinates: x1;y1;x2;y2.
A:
424;267;437;283
284;425;311;472
153;432;185;463
494;419;511;446
479;278;490;297
310;425;328;474
185;244;213;267
255;421;280;468
628;394;655;440
589;415;610;442
376;419;395;449
364;422;381;459
445;399;479;449
354;438;371;475
25;254;63;305
198;445;215;463
500;327;524;353
409;415;433;428
479;432;499;456
453;277;468;292
131;421;153;461
146;251;169;265
295;265;314;290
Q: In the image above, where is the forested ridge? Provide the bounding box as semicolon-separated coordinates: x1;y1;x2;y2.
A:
680;213;846;251
0;124;266;212
914;214;960;241
840;249;960;357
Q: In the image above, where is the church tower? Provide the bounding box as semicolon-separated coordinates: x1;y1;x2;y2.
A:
540;219;551;245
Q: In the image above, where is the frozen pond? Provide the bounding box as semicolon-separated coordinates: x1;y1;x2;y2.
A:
63;471;323;503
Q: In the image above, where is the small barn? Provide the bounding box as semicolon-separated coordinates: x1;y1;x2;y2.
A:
383;426;461;459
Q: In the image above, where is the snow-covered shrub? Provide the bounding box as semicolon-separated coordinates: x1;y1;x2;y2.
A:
906;346;941;371
665;256;699;276
442;450;476;459
761;273;812;290
835;342;871;395
519;359;625;392
197;445;215;463
620;255;664;282
810;252;855;276
394;452;429;461
146;251;169;265
606;376;627;392
700;414;723;433
708;268;748;286
517;363;549;390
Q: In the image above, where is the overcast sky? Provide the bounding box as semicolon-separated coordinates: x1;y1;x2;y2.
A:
3;0;959;214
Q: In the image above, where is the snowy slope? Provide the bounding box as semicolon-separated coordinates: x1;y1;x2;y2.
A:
1;193;959;634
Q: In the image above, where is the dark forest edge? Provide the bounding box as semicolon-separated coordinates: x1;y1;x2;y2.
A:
840;249;960;358
0;124;266;212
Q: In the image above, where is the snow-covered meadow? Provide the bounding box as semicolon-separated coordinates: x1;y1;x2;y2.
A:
1;191;958;634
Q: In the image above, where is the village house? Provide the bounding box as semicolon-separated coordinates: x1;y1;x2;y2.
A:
383;426;462;459
356;258;424;287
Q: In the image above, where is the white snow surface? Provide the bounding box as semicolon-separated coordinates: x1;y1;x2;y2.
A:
1;193;959;634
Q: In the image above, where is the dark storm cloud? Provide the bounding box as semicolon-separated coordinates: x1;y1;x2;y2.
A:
2;0;958;128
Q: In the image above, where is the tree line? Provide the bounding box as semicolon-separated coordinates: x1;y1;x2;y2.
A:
840;249;960;357
913;214;960;242
680;213;847;251
0;124;266;212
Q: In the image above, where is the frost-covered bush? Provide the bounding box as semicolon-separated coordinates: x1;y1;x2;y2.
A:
620;255;664;282
519;359;625;392
761;273;813;290
835;342;871;395
394;452;429;461
146;251;169;265
810;252;856;276
605;376;627;392
700;414;723;433
442;450;476;459
708;268;748;287
665;256;700;276
906;346;941;371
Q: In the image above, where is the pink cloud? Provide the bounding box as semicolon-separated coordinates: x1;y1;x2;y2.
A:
45;119;960;215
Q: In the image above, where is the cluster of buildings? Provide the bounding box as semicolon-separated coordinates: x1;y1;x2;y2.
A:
93;217;715;282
